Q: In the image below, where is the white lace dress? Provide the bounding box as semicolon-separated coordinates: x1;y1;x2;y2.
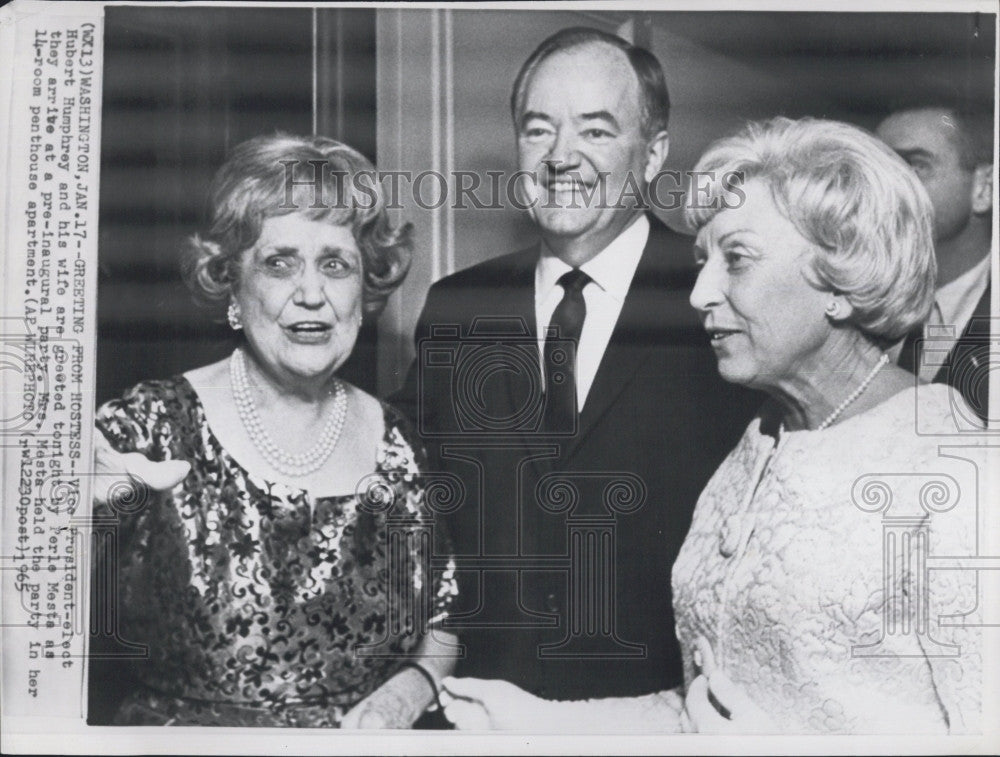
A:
671;384;984;733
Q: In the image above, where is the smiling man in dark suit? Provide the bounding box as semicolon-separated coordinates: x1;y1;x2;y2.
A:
393;27;756;727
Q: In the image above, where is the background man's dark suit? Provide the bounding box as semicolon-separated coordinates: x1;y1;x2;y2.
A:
934;280;991;422
394;215;758;700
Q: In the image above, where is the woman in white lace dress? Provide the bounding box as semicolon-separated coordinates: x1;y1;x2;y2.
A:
441;117;985;734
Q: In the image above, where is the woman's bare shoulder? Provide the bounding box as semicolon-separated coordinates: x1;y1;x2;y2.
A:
341;381;386;430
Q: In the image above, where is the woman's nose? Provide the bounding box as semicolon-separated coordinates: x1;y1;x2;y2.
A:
293;268;326;307
689;259;724;313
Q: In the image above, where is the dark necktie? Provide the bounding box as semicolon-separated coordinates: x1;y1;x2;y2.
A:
543;268;590;432
897;323;924;375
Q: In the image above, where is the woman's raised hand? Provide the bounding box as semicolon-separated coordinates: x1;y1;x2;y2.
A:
93;430;190;507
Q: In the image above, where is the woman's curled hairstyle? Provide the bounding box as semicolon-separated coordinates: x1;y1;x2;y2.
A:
686;117;937;345
183;133;412;317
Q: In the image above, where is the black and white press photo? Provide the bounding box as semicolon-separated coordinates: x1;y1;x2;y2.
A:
1;1;997;754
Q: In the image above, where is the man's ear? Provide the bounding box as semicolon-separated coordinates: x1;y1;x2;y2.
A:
644;130;669;184
971;163;993;215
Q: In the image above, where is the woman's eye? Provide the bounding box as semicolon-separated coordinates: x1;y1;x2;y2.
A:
264;256;292;270
724;250;750;269
322;257;353;274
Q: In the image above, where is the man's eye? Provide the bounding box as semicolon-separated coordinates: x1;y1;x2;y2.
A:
523;128;551;139
583;128;614;140
522;122;555;139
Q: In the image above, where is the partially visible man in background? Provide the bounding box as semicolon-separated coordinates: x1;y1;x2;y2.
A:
876;98;994;422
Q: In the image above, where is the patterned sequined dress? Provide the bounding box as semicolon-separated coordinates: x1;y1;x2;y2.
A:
671;385;983;733
95;377;457;727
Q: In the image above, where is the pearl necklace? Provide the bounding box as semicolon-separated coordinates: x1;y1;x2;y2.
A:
816;353;889;431
229;348;347;476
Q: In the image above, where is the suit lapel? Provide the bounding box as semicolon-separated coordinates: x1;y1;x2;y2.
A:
498;251;577;480
504;256;541;429
482;249;553;472
560;216;700;462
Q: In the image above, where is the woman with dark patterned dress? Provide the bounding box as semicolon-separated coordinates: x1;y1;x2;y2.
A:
93;134;458;727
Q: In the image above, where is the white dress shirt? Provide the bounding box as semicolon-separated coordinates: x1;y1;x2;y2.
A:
534;214;650;411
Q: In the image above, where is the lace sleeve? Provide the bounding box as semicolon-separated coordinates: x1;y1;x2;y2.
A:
538;688;686;732
873;458;984;734
905;391;985;734
918;499;982;734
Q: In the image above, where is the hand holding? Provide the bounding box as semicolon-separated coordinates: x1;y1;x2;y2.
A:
441;677;552;730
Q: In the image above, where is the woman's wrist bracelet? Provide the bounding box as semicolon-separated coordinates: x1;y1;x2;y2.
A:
400;661;443;711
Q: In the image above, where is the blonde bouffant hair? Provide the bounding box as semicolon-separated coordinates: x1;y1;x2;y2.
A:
686;117;937;344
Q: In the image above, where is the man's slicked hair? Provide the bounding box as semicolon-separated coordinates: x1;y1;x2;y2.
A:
882;94;995;169
510;27;670;138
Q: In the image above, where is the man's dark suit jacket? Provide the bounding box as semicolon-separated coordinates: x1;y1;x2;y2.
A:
900;278;992;423
393;215;759;700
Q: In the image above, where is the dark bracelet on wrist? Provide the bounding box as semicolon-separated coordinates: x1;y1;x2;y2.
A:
400;661;443;711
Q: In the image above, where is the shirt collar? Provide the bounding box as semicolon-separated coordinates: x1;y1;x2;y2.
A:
935;252;991;329
536;214;650;303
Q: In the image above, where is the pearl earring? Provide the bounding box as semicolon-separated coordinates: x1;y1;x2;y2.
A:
227;301;243;330
826;301;841;318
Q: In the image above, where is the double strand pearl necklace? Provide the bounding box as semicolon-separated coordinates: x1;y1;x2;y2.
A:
230;348;347;477
816;352;890;431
